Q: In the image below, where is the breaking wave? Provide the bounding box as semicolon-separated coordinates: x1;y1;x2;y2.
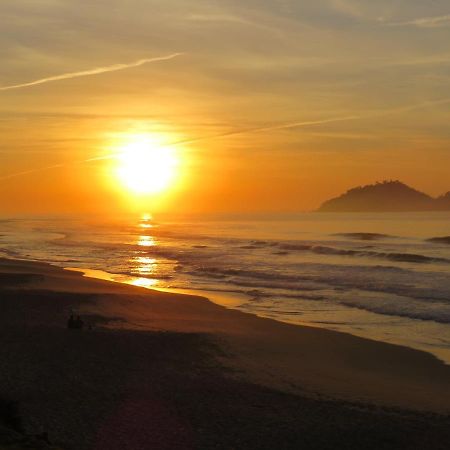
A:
334;233;394;241
428;236;450;245
278;243;450;264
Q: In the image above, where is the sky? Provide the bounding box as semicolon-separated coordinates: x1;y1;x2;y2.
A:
0;0;449;214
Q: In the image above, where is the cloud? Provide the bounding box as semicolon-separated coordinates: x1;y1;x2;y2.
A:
187;13;249;24
385;14;450;28
0;154;110;181
385;53;450;67
0;163;65;181
0;53;183;91
330;0;364;19
177;97;450;147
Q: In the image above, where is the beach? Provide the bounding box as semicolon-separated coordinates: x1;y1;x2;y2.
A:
2;214;449;365
0;257;449;449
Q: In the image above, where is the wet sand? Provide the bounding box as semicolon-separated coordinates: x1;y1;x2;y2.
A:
0;257;449;449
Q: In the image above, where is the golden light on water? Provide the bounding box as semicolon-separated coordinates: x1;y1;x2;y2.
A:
114;134;179;195
128;277;158;288
140;213;154;228
138;235;155;247
132;213;159;286
134;256;157;275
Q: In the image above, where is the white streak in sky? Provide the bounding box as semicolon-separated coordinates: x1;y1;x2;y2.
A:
385;14;450;28
0;164;65;181
177;115;361;147
0;156;111;181
0;53;184;91
175;97;450;146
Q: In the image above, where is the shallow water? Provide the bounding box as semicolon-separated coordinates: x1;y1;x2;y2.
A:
0;212;449;363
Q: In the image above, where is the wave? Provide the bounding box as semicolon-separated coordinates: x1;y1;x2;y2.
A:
427;236;450;245
334;232;394;241
375;252;449;264
183;261;450;301
232;280;450;324
238;285;450;324
49;227;450;267
340;297;450;324
0;247;22;258
278;243;450;264
191;266;308;283
232;279;325;294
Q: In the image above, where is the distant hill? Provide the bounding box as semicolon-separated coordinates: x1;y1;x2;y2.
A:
435;191;450;210
318;181;450;212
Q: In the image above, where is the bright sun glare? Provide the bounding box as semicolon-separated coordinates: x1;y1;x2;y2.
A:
115;135;178;195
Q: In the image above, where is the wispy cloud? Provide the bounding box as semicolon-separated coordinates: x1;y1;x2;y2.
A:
0;163;65;181
385;14;450;28
176;98;450;147
158;116;361;150
187;13;250;25
0;53;183;91
330;0;363;19
0;155;110;181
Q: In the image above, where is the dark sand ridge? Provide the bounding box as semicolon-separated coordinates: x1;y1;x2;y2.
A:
0;257;449;450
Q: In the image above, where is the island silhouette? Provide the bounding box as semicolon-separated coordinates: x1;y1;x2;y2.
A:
318;180;450;212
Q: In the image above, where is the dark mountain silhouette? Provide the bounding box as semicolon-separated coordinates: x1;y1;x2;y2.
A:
318;181;450;212
435;191;450;210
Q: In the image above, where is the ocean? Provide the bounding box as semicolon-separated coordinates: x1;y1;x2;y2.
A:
1;212;449;363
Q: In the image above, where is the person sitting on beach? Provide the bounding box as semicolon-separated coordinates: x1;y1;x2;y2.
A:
67;314;75;329
74;315;84;330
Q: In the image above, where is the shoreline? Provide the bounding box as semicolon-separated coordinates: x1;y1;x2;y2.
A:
68;265;450;365
1;256;450;448
2;256;450;411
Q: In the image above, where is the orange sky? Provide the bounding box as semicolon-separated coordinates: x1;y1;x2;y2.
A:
1;1;449;214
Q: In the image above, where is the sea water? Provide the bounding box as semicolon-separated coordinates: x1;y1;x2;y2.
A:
0;213;449;363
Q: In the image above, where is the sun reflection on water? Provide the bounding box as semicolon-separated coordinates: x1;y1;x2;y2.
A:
138;235;156;247
131;214;160;287
128;277;158;288
139;212;155;230
133;256;157;275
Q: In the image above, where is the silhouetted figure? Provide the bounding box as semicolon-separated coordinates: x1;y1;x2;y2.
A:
67;313;84;329
67;314;75;329
75;315;84;330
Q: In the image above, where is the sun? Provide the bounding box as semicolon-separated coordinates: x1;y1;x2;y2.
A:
115;135;178;195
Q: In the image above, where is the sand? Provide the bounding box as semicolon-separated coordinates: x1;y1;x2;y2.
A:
0;257;449;449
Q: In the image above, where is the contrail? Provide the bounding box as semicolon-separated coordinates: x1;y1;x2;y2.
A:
0;153;122;181
0;53;183;91
173;115;361;147
0;163;66;181
385;14;450;28
165;97;448;148
169;98;450;147
387;97;450;114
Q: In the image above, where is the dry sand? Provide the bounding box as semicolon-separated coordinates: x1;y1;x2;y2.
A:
0;257;449;449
